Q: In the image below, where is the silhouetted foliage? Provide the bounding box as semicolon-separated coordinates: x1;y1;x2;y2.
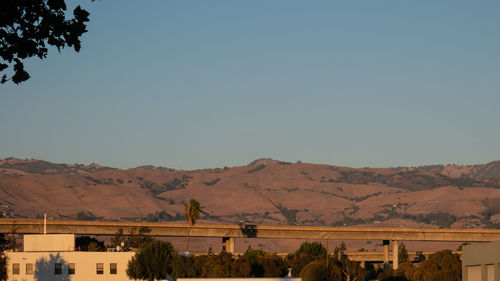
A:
0;0;92;84
414;251;426;262
342;259;366;281
110;228;125;249
396;262;415;281
287;253;317;277
300;260;329;281
75;236;105;251
0;253;6;281
413;250;462;281
171;254;199;279
296;241;327;257
242;246;266;276
379;250;461;281
110;227;153;251
230;257;252;277
201;251;233;278
5;231;20;251
126;227;153;249
126;240;175;281
259;253;287;277
399;243;409;263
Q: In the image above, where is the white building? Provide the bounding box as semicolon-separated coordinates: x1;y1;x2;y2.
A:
6;234;135;281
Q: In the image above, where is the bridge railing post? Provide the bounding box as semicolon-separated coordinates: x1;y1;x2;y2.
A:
383;240;390;268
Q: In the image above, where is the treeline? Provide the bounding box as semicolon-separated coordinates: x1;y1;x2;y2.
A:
123;239;461;281
69;228;461;281
377;250;462;281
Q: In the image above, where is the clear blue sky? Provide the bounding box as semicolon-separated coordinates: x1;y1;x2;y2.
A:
1;1;499;169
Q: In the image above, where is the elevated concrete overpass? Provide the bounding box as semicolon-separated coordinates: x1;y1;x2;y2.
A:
1;218;497;268
2;218;500;241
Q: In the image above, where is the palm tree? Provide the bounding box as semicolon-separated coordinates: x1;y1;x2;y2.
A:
184;198;201;253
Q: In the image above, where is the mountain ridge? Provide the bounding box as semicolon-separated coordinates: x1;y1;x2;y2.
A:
1;157;500;231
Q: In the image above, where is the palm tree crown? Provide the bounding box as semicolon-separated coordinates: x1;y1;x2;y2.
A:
184;198;201;226
184;198;201;253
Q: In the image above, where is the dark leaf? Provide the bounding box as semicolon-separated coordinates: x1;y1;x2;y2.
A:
47;0;67;11
12;61;30;84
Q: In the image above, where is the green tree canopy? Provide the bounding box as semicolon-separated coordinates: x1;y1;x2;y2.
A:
201;251;233;278
412;250;462;281
126;240;176;281
242;246;266;276
171;254;207;279
399;243;409;263
0;0;92;84
295;241;327;257
300;260;329;281
259;253;287;277
231;257;252;277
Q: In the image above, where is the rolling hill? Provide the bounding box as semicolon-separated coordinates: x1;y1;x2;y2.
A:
1;157;500;231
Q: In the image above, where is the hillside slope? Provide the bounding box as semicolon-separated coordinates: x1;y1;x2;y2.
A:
1;158;500;230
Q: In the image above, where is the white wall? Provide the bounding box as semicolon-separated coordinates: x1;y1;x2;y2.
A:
6;251;135;281
24;234;75;252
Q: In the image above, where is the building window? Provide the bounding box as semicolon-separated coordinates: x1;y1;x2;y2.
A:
110;263;117;274
26;263;34;275
55;263;62;275
12;263;20;275
68;263;75;275
96;263;104;274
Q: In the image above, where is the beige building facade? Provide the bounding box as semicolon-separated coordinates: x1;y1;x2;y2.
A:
5;234;136;281
462;241;500;281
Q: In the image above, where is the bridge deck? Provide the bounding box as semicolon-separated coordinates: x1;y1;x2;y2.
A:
1;219;500;242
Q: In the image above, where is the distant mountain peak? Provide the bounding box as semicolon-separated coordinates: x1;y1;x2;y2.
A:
0;157;113;175
248;158;280;166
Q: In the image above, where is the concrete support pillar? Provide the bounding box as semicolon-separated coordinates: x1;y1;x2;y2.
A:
383;240;390;267
392;240;399;270
481;264;487;281
222;237;235;253
495;263;500;281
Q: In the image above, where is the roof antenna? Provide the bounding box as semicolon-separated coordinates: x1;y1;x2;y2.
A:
44;213;47;235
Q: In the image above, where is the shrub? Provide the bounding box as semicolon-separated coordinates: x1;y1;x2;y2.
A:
203;178;220;186
126;240;175;281
247;164;266;173
260;254;287;277
231;257;251;277
296;241;327;257
300;260;329;281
